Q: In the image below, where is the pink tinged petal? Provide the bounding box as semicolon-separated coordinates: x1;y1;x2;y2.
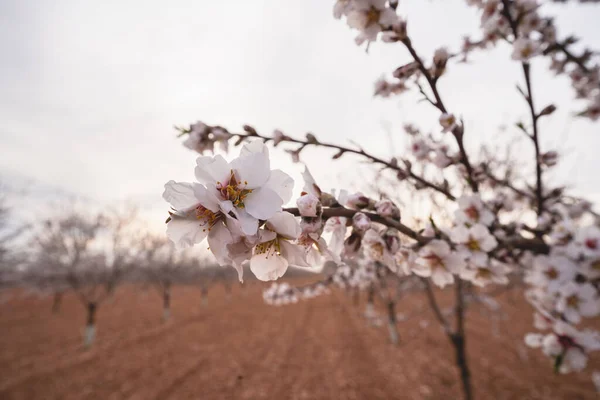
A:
266;211;301;240
250;249;289;281
379;8;398;25
193;184;221;212
525;333;544;348
580;300;600;318
232;208;259;235
431;269;454;288
163;180;199;210
207;222;233;266
166;218;208;249
411;262;432;277
240;139;269;157
195;155;231;185
280;240;310;268
258;229;277;243
219;199;235;214
244;187;283;220
450;225;470;244
231;151;270;189
265;169;294;204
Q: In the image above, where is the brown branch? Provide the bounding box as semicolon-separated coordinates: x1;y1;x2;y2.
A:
501;0;545;217
422;278;453;335
400;38;479;193
230;131;456;200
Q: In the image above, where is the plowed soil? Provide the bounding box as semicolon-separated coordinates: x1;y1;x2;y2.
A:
0;281;598;400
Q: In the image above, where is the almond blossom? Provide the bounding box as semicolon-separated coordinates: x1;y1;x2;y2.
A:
414;240;465;288
345;0;398;45
450;224;498;259
526;322;600;374
525;254;577;293
556;282;600;324
250;211;309;281
511;37;541;61
162;180;224;248
454;194;495;226
195;140;293;235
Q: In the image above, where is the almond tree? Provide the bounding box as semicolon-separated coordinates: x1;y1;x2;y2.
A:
27;207;140;347
163;1;600;399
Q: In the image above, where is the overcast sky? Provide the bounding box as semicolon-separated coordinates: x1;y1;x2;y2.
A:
1;0;600;230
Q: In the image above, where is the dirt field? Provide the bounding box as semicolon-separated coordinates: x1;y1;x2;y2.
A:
0;281;598;400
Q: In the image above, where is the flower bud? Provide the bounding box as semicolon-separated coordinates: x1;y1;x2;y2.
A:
347;192;372;209
539;104;557;116
352;212;371;233
539;151;558;167
375;199;400;220
297;193;320;217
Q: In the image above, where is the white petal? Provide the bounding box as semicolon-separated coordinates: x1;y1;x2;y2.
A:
280;240;310;268
244;187;283;220
431;269;454;288
207;222;232;266
450;225;470;244
195;155;231;185
232;208;259;235
265;169;294;203
166;217;208;248
231;150;270;189
163;180;199;210
266;211;301;240
192;184;221;212
250;249;289;281
239;139;269;157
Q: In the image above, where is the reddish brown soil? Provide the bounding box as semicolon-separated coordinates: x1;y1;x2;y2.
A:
0;282;598;400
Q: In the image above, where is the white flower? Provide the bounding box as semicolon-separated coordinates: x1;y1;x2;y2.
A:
296;193;320;217
451;224;498;258
333;0;353;19
195;140;293;235
410;138;431;160
574;226;600;259
439;113;458;132
324;216;348;259
432;147;453;169
454;194;495;226
414;240;465;288
525;254;577;293
250;211;309;281
460;257;510;287
511;37;541;61
162;180;224;248
346;0;398;45
556;282;600;324
363;229;397;271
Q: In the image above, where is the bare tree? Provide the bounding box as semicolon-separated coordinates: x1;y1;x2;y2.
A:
26;207;141;347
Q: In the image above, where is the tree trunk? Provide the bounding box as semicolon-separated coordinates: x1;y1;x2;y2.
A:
387;300;400;345
163;285;171;322
52;292;63;314
353;287;360;307
84;302;97;348
201;288;208;307
365;284;375;318
453;281;473;400
452;333;473;400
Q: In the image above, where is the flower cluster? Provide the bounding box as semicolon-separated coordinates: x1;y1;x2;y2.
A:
163;141;315;282
524;217;600;372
